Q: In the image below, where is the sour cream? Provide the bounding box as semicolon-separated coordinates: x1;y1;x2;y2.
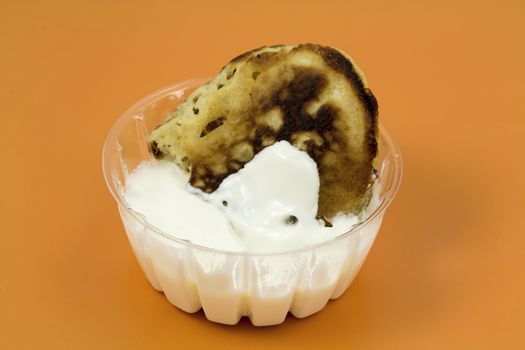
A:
125;141;358;252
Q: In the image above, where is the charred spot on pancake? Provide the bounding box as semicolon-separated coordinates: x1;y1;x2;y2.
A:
190;166;230;193
315;104;337;130
200;117;226;137
273;69;326;111
317;216;333;228
299;44;378;161
150;140;161;158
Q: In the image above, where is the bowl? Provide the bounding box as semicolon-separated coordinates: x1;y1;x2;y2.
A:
102;78;403;326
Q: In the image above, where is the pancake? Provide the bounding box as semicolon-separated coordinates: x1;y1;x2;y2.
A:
149;44;378;218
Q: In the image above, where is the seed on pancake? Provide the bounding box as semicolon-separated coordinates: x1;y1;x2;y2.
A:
285;215;298;225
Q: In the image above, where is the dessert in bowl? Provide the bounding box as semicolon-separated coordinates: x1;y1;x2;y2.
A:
102;44;402;326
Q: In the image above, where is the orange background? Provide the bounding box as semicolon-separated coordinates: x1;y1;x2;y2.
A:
1;0;525;348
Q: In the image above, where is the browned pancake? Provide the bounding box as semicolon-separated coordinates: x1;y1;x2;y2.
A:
149;44;378;218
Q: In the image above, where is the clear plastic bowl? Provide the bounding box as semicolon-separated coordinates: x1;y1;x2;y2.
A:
102;79;403;326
